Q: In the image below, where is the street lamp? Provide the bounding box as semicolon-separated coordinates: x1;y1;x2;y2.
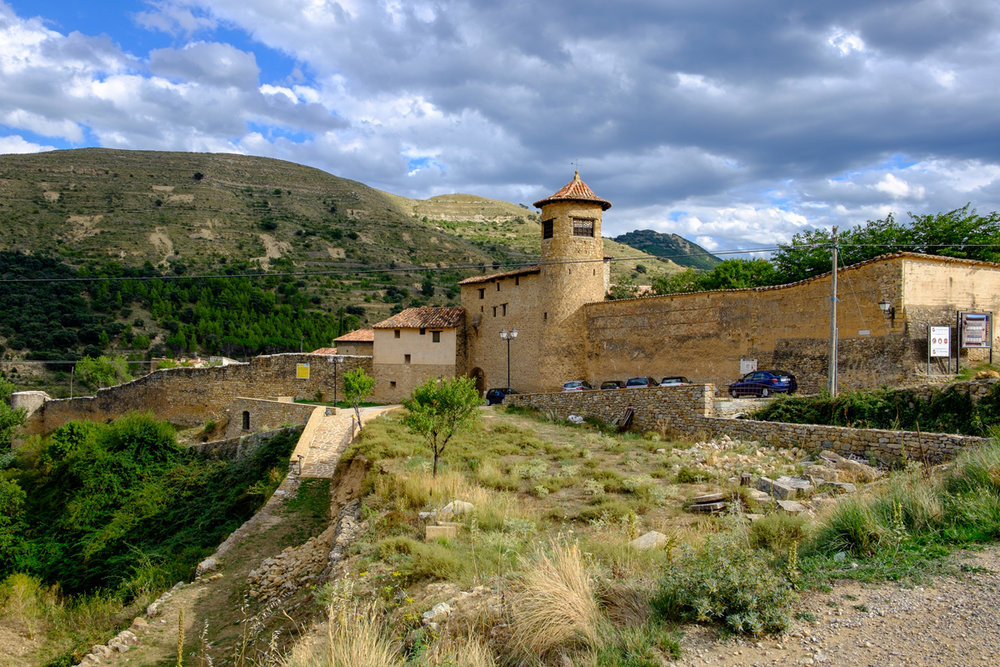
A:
499;328;518;391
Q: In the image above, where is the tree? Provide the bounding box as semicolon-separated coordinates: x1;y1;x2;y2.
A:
342;368;375;428
74;355;133;390
402;376;480;476
0;378;26;451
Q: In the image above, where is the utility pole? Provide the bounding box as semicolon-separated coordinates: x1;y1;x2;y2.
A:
829;226;839;396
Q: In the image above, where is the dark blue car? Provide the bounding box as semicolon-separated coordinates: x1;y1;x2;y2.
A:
728;370;797;398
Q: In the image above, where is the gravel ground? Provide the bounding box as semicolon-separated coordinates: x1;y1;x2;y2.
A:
673;547;1000;666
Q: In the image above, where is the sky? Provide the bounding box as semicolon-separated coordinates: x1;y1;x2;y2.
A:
2;1;999;253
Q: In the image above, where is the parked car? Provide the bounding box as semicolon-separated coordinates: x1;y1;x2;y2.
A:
660;376;690;386
728;370;797;398
625;376;657;388
485;387;517;405
561;380;593;392
600;380;624;390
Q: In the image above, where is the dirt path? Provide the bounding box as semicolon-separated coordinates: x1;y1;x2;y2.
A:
675;547;1000;666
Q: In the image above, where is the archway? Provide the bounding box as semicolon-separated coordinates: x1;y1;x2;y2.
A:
468;367;486;395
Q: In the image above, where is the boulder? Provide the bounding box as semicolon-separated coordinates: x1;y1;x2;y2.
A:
438;500;474;522
776;500;808;514
629;531;668;550
820;450;881;482
195;556;218;577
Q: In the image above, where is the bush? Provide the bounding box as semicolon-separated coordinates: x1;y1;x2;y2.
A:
750;513;809;552
652;531;795;635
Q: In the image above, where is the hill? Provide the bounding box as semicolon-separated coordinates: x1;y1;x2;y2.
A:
614;229;721;270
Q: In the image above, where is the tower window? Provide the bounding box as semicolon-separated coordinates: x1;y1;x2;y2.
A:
404;354;411;364
572;218;595;237
502;303;508;316
492;306;497;317
542;219;554;239
496;282;500;291
478;288;485;299
242;411;250;430
515;276;520;286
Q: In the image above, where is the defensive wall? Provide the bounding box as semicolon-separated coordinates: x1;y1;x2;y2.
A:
222;398;321;439
192;424;305;460
506;381;993;464
21;353;371;435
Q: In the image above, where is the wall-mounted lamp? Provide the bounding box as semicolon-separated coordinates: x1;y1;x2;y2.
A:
878;299;896;324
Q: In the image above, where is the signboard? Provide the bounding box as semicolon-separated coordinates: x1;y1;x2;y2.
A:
929;326;950;358
296;363;311;379
960;313;992;349
740;357;757;375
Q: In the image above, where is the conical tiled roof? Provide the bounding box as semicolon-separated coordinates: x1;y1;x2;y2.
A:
532;171;611;211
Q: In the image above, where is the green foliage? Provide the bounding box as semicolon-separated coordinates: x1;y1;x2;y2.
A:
0;478;27;565
749;512;809;553
0;377;27;450
343;367;375;427
74;354;134;390
4;414;298;596
751;384;1000;437
652;531;795;635
402;376;481;476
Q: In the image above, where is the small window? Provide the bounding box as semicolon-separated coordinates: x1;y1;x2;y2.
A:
390;381;396;388
394;330;400;338
572;218;594;237
432;331;441;343
242;411;250;430
478;288;485;299
419;328;426;335
492;306;497;317
404;354;411;364
544;312;548;321
480;306;484;312
502;303;507;316
496;282;500;291
542;219;554;239
515;276;520;286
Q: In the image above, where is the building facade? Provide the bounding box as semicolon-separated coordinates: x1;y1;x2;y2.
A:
371;306;466;402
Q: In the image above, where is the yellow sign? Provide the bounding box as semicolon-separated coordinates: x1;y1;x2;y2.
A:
296;363;310;379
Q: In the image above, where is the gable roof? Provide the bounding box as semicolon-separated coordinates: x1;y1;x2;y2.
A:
533;171;611;211
373;306;465;330
311;347;338;355
458;265;540;286
334;328;375;343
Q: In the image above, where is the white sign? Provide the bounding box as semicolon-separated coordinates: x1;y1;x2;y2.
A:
930;326;950;358
740;357;757;375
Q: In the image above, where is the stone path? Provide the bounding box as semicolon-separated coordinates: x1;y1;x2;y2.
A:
296;405;397;478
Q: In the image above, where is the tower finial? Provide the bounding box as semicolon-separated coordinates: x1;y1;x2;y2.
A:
574;169;580;180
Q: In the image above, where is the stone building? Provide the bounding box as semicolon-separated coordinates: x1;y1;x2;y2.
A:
454;173;1000;395
332;328;374;356
371;306;466;402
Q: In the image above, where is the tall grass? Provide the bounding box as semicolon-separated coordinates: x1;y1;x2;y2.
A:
284;600;402;667
507;541;601;657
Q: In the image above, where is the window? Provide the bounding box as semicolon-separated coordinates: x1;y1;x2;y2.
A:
515;276;520;286
394;330;400;338
496;282;500;291
492;306;497;317
419;328;426;335
432;331;441;343
542;219;554;239
242;411;250;430
404;354;411;364
390;381;397;388
572;218;595;237
478;288;485;299
544;312;548;321
502;303;507;316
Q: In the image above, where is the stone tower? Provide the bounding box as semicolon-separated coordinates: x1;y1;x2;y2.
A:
532;171;611;386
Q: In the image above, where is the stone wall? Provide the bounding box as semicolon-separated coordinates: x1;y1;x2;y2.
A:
222;398;320;439
23;353;371;435
506;384;989;464
192;425;305;460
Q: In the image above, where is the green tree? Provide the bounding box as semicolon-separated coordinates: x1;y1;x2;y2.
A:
0;378;27;451
342;368;375;428
402;376;480;476
698;259;780;290
652;268;703;295
0;477;26;567
75;355;134;390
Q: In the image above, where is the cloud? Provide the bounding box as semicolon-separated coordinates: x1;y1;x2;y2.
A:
0;133;56;154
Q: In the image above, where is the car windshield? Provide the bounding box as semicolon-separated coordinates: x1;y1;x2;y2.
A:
563;381;584;389
625;378;646;386
661;376;686;384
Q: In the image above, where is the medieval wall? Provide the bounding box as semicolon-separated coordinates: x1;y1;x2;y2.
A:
193;424;305;460
222;398;319;439
24;353;371;435
584;257;905;393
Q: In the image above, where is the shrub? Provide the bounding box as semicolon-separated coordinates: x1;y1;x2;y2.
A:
652;531;794;635
749;513;809;552
284;599;401;667
808;495;888;556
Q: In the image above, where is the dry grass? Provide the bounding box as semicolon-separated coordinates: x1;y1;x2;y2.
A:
284;600;401;667
423;632;497;666
507;540;601;657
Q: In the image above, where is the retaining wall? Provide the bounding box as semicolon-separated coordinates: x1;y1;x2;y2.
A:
506;383;991;464
192;425;305;460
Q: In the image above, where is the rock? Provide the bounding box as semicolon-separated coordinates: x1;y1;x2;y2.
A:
692;492;726;504
422;601;453;626
772;476;813;499
438;500;474;521
629;531;668;550
79;655;102;665
145;601;161;618
131;617;149;629
117;630;137;644
833;551;847;562
748;488;774;504
776;499;808;514
820;450;881;482
688;501;727;513
90;644;113;658
196;556;218;577
425;524;458;541
822;481;857;494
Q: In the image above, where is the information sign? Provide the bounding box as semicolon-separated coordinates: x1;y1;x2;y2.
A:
960;313;992;349
929;326;950;357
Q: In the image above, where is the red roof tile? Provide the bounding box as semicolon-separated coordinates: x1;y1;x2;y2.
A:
311;347;338;355
458;265;541;286
373;306;465;329
334;328;375;343
533;171;611;211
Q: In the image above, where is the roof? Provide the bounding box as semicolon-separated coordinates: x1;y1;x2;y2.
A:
533;171;611;211
458;265;541;286
311;347;338;355
334;328;375;343
373;306;465;330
